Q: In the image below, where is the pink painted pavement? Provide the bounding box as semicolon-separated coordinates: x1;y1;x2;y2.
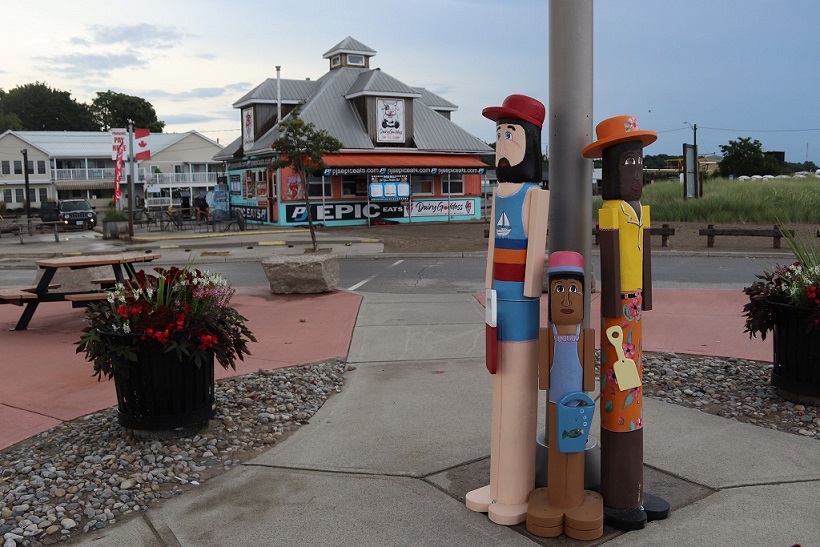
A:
1;287;770;452
0;288;361;451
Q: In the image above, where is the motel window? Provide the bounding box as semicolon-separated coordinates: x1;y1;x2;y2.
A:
28;188;37;203
441;174;464;195
13;161;22;175
307;176;332;198
37;160;46;175
2;189;11;203
15;188;24;203
411;174;433;195
342;174;367;197
38;187;48;202
26;161;34;174
347;54;365;66
1;161;9;175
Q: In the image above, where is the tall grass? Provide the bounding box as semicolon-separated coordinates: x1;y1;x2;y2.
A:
592;177;820;223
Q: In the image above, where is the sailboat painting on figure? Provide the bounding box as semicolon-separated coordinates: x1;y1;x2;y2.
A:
496;212;511;237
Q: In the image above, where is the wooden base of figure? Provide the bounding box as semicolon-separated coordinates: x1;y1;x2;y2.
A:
600;429;670;530
465;485;529;525
465;341;538;526
526;408;603;539
527;488;603;539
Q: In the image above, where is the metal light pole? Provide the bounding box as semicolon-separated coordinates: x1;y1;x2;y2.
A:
537;0;597;491
20;149;32;234
548;0;594;320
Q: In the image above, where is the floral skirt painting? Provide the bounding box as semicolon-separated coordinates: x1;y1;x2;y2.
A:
600;293;643;433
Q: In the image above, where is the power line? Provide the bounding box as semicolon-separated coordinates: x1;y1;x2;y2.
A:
698;126;820;133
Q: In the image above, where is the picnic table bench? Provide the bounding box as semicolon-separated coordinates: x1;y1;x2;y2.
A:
2;252;161;331
699;224;795;249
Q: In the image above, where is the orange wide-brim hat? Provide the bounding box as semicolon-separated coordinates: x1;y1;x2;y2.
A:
582;115;657;159
483;94;545;130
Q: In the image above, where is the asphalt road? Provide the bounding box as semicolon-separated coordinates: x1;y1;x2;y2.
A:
0;255;783;294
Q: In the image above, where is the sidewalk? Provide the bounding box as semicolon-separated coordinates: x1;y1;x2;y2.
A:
1;226;818;546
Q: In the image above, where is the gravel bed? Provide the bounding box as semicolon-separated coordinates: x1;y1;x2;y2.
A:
2;353;817;546
0;360;347;546
642;352;818;439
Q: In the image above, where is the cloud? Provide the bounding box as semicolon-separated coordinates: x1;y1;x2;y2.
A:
87;23;183;48
44;53;145;77
162;113;227;125
146;83;253;101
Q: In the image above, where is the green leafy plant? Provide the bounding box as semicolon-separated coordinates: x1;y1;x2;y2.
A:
271;106;343;251
103;209;128;222
742;227;820;340
77;266;256;381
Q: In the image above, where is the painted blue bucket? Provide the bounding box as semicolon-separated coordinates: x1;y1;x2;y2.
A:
555;391;595;453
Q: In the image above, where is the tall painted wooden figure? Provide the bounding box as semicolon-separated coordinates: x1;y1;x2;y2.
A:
465;94;549;525
582;116;670;530
526;251;603;540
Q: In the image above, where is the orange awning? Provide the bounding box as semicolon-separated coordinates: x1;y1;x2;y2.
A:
323;153;487;168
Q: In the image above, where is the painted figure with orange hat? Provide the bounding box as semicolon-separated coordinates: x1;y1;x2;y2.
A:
582;115;670;530
465;94;549;525
526;251;603;540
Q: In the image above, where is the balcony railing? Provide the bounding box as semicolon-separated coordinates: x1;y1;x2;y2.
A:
51;168;148;181
147;172;219;184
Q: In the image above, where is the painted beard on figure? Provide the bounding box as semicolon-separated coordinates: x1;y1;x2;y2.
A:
494;118;543;184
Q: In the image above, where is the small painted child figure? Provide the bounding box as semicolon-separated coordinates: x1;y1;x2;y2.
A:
526;251;603;540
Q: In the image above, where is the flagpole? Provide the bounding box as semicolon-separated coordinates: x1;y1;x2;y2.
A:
128;121;135;239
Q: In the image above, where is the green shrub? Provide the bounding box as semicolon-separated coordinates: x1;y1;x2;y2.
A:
593;177;820;223
103;209;129;222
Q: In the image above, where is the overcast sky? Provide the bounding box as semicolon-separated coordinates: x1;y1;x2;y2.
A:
3;0;819;163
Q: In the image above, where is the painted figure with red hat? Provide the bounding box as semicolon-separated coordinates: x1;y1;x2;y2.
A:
465;94;549;525
526;251;603;540
582;115;670;530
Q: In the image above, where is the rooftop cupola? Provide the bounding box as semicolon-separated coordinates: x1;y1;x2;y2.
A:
323;36;376;70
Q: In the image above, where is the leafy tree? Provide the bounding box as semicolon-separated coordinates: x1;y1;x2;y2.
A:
0;90;23;131
1;82;98;130
719;137;781;177
90;90;165;132
783;160;819;174
271;108;343;251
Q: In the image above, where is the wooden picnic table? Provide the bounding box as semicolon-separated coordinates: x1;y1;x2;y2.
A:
3;251;161;331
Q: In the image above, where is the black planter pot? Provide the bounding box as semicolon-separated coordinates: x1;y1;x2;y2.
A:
771;303;820;403
111;337;215;433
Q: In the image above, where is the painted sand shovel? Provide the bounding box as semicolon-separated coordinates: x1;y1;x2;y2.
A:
605;325;641;391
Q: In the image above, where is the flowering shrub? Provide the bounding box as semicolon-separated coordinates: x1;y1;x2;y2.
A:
77;266;256;381
743;229;820;340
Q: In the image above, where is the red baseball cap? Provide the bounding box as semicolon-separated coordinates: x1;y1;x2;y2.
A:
483;94;545;129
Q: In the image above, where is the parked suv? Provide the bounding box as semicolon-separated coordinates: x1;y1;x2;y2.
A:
58;199;97;230
38;201;60;222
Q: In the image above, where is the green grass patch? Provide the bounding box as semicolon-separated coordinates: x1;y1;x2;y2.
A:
592;177;820;223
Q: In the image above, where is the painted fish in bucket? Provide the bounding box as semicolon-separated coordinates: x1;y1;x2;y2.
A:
555;391;596;453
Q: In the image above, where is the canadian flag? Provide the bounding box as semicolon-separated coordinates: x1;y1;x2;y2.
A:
134;128;151;161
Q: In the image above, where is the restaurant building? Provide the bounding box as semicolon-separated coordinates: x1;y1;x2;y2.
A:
214;36;492;226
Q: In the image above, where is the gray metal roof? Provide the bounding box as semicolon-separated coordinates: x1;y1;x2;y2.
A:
412;103;491;153
345;69;421;98
233;78;317;108
413;87;458;111
230;37;491;157
5;131;215;158
323;36;376;59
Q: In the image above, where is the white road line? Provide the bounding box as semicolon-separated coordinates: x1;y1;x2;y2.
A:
346;259;404;291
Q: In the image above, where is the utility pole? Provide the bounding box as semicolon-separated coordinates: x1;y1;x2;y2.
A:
128;121;136;239
20;149;32;235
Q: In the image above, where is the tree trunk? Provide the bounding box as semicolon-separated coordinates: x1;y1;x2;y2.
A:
301;170;318;251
